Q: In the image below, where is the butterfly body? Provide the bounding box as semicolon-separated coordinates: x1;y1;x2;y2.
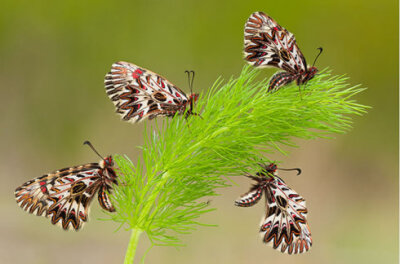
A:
244;12;319;91
105;61;198;122
235;163;312;254
268;66;318;91
15;155;117;230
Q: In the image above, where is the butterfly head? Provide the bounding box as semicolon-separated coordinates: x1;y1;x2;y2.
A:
258;163;278;178
185;93;199;116
301;66;318;83
189;93;199;103
302;47;323;83
308;66;318;75
264;163;278;173
100;156;114;168
184;70;199;112
300;47;323;84
258;163;301;177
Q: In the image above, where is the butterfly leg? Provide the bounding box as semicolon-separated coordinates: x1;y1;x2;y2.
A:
187;111;203;120
298;85;303;99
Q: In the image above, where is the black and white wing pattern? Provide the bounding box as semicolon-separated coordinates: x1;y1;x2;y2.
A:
244;12;319;91
104;61;198;122
15;156;117;230
261;176;312;254
244;11;307;73
235;163;312;254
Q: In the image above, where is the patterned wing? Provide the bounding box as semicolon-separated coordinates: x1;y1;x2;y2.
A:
235;183;263;207
260;176;312;254
15;164;111;230
105;61;190;122
244;12;307;74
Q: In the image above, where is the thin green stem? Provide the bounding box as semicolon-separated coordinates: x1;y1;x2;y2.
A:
124;228;143;264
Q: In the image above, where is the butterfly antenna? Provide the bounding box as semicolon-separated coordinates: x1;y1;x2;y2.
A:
312;47;323;68
190;70;195;111
278;167;302;176
83;140;103;159
190;70;195;91
185;70;195;112
185;70;191;89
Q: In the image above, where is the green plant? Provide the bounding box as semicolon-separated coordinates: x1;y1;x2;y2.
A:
108;65;367;264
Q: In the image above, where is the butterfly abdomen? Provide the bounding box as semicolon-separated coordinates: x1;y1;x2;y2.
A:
235;186;263;207
268;72;296;91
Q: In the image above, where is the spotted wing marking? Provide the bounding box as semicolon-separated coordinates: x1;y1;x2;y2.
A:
104;61;191;122
244;12;320;91
244;12;307;73
261;176;312;254
235;167;312;254
15;159;117;230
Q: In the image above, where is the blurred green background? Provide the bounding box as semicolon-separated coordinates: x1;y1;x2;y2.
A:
1;0;398;263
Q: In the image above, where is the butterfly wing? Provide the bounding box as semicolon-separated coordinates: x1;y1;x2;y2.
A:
260;176;312;254
15;164;112;230
235;183;263;207
105;61;190;122
244;12;307;74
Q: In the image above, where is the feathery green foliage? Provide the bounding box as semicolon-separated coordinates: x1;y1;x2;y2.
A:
109;65;367;264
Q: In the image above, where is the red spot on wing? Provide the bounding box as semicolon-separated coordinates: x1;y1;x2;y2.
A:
40;186;47;193
175;92;181;97
168;101;172;103
132;69;143;79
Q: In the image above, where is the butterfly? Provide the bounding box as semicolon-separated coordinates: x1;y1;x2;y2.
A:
244;11;322;92
14;141;117;231
235;163;312;254
104;61;199;123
